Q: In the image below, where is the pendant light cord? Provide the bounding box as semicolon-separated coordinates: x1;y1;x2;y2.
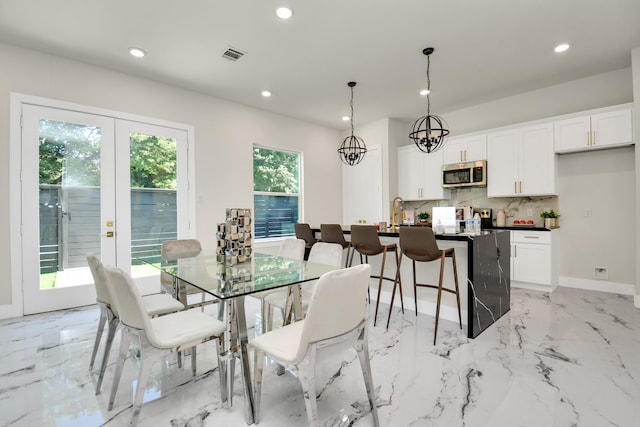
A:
426;53;431;117
350;85;355;137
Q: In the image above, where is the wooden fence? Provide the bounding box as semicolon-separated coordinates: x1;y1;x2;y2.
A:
39;185;177;273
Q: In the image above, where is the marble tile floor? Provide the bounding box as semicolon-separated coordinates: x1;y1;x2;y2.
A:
1;286;639;427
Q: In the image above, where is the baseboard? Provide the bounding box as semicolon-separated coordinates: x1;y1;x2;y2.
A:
373;287;468;326
0;302;23;320
511;281;555;293
559;276;636;295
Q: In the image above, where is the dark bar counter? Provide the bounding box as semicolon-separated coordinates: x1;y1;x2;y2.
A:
314;227;511;339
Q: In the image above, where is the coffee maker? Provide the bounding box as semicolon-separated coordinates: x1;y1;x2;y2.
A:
474;208;492;229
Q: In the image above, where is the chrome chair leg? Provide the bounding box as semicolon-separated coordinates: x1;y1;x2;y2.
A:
354;326;380;427
90;303;108;371
95;313;119;394
253;349;264;423
298;346;319;426
108;328;132;411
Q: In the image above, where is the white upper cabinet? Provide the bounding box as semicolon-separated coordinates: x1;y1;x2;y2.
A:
487;123;556;197
554;107;633;153
397;145;450;201
443;134;487;164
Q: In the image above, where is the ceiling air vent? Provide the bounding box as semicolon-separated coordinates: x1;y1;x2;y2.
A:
221;47;246;62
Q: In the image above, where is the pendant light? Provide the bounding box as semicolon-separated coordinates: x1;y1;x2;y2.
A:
409;47;449;153
338;82;367;166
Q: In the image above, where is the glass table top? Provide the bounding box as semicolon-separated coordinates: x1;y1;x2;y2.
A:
139;251;339;299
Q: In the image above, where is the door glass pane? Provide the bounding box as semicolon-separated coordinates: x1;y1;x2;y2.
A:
38;120;101;290
129;132;177;278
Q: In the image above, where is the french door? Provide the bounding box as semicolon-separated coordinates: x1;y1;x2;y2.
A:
21;104;191;314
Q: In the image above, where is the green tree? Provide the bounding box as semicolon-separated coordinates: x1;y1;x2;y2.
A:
38;121;176;189
130;133;176;189
253;147;299;193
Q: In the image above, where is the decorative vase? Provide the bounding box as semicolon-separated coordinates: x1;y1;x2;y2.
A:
544;218;558;228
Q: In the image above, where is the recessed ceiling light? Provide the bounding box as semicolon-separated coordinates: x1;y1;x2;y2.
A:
420;89;430;96
342;116;350;121
554;43;570;53
276;7;293;19
129;47;146;58
261;90;272;97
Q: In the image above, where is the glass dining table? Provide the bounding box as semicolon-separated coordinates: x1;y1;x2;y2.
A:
138;250;340;425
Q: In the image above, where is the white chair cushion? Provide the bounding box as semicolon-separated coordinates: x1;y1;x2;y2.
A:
142;293;185;317
148;311;226;349
251;320;304;364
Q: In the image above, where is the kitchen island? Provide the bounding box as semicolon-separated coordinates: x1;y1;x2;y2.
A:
318;227;511;339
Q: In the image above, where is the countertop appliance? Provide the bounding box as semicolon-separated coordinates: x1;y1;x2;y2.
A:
442;160;487;188
475;208;492;229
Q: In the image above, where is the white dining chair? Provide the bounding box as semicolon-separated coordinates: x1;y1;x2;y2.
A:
103;265;227;427
161;239;219;311
251;264;380;426
263;242;343;327
250;238;305;334
86;253;185;395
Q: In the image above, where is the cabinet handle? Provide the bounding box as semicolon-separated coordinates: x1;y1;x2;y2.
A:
523;235;539;239
460;151;463;162
519;181;522;193
586;131;590;146
514;246;517;257
514;181;517;193
464;150;467;161
592;130;596;145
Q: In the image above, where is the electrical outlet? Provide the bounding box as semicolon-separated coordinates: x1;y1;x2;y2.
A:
584;208;592;218
593;267;608;280
527;208;533;217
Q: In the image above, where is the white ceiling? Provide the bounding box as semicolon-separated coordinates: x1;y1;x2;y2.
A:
1;0;639;130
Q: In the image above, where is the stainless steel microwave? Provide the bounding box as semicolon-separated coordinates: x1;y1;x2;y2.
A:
442;160;487;188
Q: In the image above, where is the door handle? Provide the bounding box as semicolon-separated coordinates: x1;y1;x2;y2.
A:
101;231;115;237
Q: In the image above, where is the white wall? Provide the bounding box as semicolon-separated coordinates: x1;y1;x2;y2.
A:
557;146;635;285
633;47;640;304
0;42;342;307
443;67;633;136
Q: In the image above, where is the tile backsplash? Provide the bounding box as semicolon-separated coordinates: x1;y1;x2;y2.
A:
402;187;559;227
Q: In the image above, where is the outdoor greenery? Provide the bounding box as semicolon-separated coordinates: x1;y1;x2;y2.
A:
39;120;177;189
253;146;299;193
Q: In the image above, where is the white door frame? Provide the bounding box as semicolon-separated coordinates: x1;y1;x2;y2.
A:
4;93;196;318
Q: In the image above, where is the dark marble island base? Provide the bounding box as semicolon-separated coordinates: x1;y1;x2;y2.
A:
467;230;511;338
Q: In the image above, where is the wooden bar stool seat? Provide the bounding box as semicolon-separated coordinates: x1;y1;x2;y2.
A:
295;223;317;260
349;225;404;327
398;226;462;344
320;224;352;267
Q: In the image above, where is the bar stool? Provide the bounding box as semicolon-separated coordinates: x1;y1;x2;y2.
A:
349;224;403;326
295;223;317;260
320;224;351;267
397;226;462;345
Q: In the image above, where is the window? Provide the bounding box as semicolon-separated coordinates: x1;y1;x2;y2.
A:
253;146;301;239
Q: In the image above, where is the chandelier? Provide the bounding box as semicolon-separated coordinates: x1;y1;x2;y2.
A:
338;82;367;166
409;47;449;153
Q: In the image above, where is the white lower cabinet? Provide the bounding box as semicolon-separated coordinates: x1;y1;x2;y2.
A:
511;229;559;292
